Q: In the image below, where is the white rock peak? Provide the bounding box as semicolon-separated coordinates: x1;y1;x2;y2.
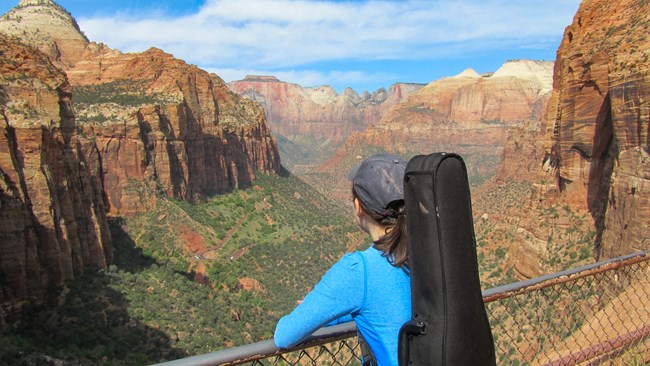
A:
453;68;481;78
492;60;554;90
19;0;56;6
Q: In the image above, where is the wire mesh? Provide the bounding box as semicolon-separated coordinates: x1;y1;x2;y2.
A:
171;252;649;366
486;256;650;365
249;339;362;366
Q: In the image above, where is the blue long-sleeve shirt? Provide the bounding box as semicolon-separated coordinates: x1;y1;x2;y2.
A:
274;245;411;366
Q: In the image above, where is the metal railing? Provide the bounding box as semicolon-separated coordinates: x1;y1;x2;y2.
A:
154;250;650;366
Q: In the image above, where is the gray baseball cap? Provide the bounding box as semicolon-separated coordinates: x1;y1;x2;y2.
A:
347;153;407;214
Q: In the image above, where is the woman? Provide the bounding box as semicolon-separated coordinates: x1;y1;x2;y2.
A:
274;153;411;366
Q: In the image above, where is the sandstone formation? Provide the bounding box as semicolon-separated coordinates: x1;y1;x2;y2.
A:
0;0;282;215
543;0;650;258
0;0;89;68
306;60;554;204
351;60;553;155
0;34;111;314
490;0;650;278
68;47;282;214
228;75;424;172
0;0;282;318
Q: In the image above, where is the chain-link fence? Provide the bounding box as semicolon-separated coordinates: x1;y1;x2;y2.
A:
155;251;650;366
484;251;650;365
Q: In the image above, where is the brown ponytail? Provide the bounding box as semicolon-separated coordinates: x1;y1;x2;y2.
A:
353;187;409;268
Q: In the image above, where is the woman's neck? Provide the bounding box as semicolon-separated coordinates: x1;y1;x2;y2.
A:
367;221;389;242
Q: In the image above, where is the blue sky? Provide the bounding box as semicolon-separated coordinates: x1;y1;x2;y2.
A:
1;0;581;93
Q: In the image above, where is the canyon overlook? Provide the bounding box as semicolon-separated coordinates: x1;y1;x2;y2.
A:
0;0;649;327
301;0;650;276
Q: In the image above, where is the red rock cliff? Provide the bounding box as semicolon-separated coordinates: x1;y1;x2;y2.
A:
307;60;553;203
0;35;112;315
1;0;282;215
228;75;424;172
545;0;650;258
0;0;281;317
68;47;282;214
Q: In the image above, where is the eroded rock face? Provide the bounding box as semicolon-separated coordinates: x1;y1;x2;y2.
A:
228;75;424;172
1;0;282;215
0;35;111;312
348;60;553;156
494;0;650;275
545;0;650;258
0;0;282;316
0;0;89;68
306;60;553;206
69;47;282;214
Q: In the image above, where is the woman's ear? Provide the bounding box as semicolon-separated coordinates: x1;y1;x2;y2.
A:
353;197;363;217
353;197;366;231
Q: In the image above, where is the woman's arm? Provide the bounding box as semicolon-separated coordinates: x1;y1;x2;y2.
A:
326;314;354;326
274;252;366;348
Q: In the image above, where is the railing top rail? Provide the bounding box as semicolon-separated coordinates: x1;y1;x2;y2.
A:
151;322;357;366
151;250;650;366
482;250;650;302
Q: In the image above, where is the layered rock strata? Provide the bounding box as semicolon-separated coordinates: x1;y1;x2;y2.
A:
0;0;282;215
360;60;553;155
69;47;281;214
0;0;282;316
544;0;650;258
307;60;553;203
0;34;112;312
228;75;424;172
492;0;650;276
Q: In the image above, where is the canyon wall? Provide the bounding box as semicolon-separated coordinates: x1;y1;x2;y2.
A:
0;0;282;215
228;76;424;172
544;0;650;258
68;47;282;214
490;0;650;278
0;34;112;315
307;60;554;203
0;0;282;317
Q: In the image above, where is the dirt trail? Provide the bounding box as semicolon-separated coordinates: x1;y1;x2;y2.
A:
195;213;250;259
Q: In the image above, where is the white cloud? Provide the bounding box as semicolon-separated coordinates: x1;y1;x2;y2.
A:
78;0;579;67
75;0;580;90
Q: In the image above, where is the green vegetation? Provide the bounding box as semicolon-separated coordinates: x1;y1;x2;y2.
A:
0;164;601;365
406;104;437;117
274;132;341;173
73;80;179;110
0;172;361;365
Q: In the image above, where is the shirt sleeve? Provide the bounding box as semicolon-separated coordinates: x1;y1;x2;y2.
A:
274;252;366;348
326;313;354;326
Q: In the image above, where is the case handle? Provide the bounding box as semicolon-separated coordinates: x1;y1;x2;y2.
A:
397;320;426;365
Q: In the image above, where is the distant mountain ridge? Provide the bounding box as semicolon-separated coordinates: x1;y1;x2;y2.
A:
304;59;554;202
228;75;425;173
